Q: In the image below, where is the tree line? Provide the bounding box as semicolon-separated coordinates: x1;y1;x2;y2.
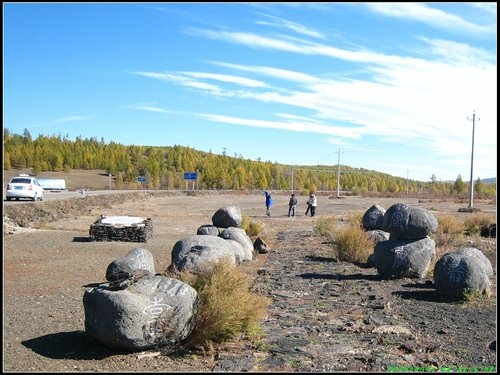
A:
3;128;495;197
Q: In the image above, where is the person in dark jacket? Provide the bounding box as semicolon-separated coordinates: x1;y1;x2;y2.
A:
288;193;297;217
264;191;272;216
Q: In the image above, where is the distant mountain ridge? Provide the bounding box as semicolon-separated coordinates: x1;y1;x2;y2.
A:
481;177;496;184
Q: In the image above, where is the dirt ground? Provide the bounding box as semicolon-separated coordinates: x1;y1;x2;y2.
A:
2;191;497;372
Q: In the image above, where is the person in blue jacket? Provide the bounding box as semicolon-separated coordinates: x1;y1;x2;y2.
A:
264;191;273;216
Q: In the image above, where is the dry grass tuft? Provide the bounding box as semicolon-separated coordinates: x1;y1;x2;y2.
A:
434;214;465;247
315;214;374;264
346;211;364;228
240;215;264;239
464;212;496;236
179;257;271;351
334;225;375;264
313;216;336;239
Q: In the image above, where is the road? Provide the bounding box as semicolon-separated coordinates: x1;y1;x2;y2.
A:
3;189;138;204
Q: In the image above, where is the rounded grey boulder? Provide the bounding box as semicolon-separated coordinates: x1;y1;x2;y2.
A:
434;249;492;299
219;227;254;262
373;237;436;279
169;235;237;274
366;229;390;245
106;247;155;282
453;247;493;277
197;224;220;236
382;203;438;239
83;276;198;351
211;205;242;228
362;204;386;230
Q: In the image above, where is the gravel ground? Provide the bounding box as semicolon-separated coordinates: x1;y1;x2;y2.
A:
3;192;497;372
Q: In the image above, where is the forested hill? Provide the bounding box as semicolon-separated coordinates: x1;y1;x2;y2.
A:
3;128;495;196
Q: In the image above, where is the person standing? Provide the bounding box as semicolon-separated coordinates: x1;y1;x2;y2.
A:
264;191;273;216
305;193;317;217
309;193;317;217
288;193;297;217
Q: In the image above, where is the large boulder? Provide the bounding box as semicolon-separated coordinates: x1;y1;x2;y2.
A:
366;229;390;245
382;203;438;239
211;206;242;228
168;235;237;273
224;239;247;264
106;247;155;283
454;247;493;277
83;276;198;351
373;237;436;279
434;249;493;299
480;224;496;238
362;204;386;230
254;237;269;254
197;224;220;236
218;227;254;262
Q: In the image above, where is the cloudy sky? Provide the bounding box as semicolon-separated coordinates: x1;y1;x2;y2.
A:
4;2;497;181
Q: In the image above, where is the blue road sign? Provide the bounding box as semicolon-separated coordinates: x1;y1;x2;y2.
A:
137;177;146;183
184;172;198;180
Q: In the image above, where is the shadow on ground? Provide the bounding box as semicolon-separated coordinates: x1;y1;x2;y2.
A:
22;331;127;360
72;236;93;242
299;272;381;281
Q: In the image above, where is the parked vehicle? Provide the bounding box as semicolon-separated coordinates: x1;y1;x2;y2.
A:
6;174;44;201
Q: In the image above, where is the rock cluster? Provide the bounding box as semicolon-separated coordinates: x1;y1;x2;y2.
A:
364;203;437;279
84;205;261;351
168;205;258;274
363;203;494;300
83;248;198;351
89;216;153;243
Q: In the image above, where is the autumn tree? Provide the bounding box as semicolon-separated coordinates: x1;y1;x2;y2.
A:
454;175;465;194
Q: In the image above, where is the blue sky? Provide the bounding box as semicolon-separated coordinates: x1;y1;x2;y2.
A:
4;3;497;182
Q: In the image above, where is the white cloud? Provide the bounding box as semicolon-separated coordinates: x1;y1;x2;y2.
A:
194;113;363;139
179;71;268;88
22;115;96;130
418;37;496;67
119;103;174;114
209;61;322;85
470;2;497;15
138;13;495;179
275;113;324;124
193;28;417;67
364;3;495;36
137;34;495;172
256;14;326;39
53;115;95;124
131;71;222;93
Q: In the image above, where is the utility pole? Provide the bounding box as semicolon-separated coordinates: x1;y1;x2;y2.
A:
467;111;479;208
291;166;294;193
335;148;343;198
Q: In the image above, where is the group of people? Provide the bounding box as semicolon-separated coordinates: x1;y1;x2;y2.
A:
264;191;317;217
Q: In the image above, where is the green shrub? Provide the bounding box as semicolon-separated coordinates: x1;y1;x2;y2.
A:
461;288;482;302
350;186;362;196
179;257;271;351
